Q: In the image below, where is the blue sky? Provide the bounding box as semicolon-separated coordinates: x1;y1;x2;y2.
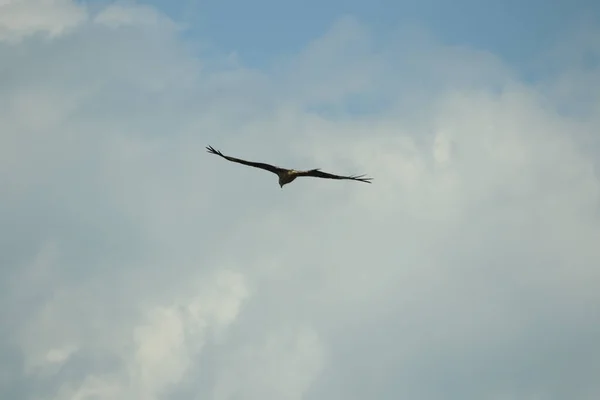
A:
1;1;600;399
141;0;600;68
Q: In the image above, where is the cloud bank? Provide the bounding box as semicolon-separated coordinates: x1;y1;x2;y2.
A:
1;1;599;399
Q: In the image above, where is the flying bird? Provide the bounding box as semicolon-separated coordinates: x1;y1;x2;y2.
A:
206;145;372;188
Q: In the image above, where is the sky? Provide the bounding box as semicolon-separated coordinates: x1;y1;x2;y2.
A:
143;0;600;69
1;0;600;399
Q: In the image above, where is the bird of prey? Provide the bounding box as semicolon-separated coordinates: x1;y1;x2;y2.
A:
206;145;372;188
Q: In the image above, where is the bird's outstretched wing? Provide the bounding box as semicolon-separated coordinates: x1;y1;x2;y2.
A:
298;168;372;184
206;145;282;175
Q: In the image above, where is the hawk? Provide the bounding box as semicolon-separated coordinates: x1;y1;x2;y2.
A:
206;145;372;188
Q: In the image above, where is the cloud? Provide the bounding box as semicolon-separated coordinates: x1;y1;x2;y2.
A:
93;2;181;30
1;1;599;400
0;0;87;43
211;325;326;400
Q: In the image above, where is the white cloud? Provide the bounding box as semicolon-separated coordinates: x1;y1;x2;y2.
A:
45;345;78;364
212;326;326;400
94;2;180;30
126;270;248;399
0;0;87;43
1;2;599;400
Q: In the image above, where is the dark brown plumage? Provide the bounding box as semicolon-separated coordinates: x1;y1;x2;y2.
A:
206;145;372;188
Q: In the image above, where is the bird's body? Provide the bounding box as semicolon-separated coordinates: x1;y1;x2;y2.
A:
206;145;372;188
279;170;298;187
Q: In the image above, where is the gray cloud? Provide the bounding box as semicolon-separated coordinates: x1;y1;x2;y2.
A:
1;1;599;399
